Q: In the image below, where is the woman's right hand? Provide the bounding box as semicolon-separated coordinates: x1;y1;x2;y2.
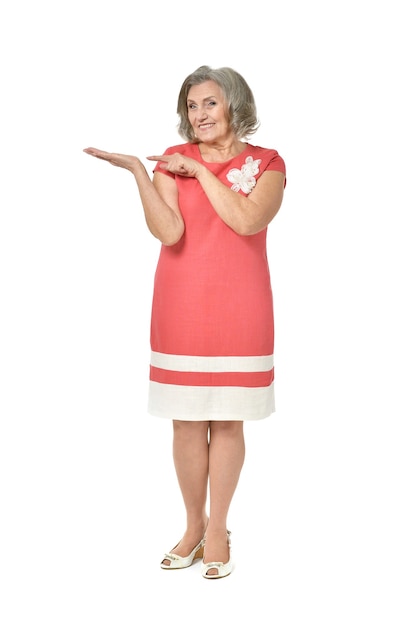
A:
83;147;141;173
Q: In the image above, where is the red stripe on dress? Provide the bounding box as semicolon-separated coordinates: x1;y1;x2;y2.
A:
150;366;274;388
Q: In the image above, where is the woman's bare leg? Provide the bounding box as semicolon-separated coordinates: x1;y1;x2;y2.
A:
203;421;245;571
161;420;210;565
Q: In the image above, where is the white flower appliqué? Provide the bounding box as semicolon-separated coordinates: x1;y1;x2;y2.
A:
226;156;262;193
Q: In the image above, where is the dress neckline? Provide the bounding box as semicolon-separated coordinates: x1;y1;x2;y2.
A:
194;142;249;165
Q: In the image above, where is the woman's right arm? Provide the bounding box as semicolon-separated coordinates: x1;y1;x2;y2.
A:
83;148;184;246
134;164;184;246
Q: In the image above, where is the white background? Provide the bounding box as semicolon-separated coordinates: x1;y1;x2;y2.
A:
1;1;416;624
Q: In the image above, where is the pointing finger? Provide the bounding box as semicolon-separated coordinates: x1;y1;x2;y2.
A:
146;155;168;162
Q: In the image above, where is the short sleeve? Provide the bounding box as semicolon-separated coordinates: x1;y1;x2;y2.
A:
152;145;181;178
265;150;286;187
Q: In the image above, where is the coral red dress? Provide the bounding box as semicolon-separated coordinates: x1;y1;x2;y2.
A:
148;142;286;420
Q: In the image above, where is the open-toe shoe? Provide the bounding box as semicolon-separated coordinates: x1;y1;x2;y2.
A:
201;531;232;579
160;537;205;569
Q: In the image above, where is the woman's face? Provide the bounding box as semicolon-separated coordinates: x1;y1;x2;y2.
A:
187;80;231;144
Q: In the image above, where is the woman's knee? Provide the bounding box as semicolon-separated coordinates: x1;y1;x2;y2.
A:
209;420;244;438
173;420;210;440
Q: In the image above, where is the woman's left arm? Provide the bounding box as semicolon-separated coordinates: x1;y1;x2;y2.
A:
196;167;285;235
147;152;285;235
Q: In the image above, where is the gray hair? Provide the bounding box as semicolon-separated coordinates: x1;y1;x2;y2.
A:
177;65;260;143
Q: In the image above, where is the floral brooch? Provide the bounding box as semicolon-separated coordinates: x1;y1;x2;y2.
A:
226;156;262;193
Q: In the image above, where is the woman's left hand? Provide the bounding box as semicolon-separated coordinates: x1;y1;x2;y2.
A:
147;153;201;178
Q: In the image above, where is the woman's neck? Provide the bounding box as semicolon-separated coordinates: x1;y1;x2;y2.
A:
198;140;247;163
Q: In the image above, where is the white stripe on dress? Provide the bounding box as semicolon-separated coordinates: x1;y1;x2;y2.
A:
148;380;275;421
150;351;274;373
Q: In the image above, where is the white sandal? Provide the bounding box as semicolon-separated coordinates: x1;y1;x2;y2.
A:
160;537;205;569
201;531;232;579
